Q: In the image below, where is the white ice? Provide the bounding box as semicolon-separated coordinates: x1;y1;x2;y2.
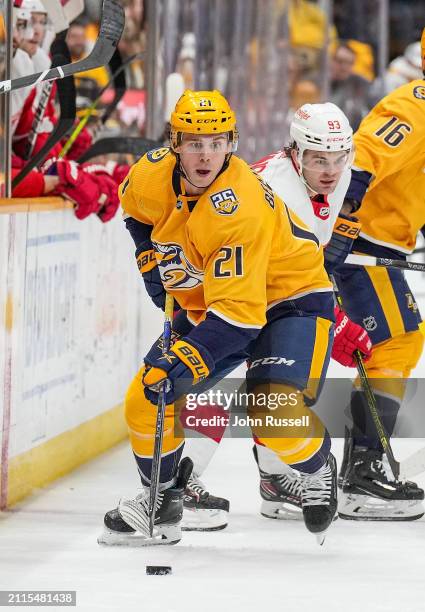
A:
1;436;425;612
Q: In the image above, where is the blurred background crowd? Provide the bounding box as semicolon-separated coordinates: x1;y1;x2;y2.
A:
0;0;424;217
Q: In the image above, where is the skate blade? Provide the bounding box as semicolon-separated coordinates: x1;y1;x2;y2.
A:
315;532;327;546
182;508;228;532
97;526;181;547
339;493;425;521
260;500;303;521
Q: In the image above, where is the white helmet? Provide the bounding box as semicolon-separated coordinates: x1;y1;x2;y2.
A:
290;103;353;195
13;6;32;22
290;102;353;157
13;4;33;34
21;0;47;13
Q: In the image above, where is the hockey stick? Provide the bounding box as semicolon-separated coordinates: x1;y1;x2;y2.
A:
332;276;401;479
23;32;70;161
77;137;161;163
149;293;175;537
12;54;76;189
413;246;425;255
23;81;54;160
59;51;144;159
101;48;127;125
353;351;400;480
0;0;125;94
345;253;425;273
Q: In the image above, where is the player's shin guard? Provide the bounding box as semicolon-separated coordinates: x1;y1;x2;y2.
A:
338;426;353;489
125;366;185;486
249;382;335;536
180;401;230;531
248;383;329;470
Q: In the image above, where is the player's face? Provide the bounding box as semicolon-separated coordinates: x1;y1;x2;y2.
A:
21;12;47;56
301;149;351;194
66;26;87;59
177;133;231;192
13;20;26;53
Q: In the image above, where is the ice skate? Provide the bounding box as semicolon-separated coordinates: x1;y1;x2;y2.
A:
299;453;338;545
182;474;230;531
252;445;302;520
339;448;424;521
98;457;193;546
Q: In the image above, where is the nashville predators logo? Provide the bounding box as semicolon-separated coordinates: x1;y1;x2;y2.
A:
413;86;425;100
146;147;170;163
152;241;203;290
210;188;239;215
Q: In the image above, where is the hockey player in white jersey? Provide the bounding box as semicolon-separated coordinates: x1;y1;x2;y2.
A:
180;103;373;528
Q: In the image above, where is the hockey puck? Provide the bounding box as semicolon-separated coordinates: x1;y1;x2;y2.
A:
146;566;172;575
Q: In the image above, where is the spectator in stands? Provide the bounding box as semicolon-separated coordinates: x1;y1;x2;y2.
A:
66;21;109;98
330;42;371;130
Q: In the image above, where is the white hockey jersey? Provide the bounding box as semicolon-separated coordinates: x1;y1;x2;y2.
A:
11;49;35;135
251;151;351;245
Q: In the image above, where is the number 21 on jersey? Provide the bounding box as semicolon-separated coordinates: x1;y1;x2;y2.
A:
213;246;244;278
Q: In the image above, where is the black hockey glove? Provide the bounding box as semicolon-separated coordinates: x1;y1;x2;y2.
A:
324;213;361;274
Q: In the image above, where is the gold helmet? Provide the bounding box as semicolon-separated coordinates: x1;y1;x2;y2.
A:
170;89;238;151
422;27;425;74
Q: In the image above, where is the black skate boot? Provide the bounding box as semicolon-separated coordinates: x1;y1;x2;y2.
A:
339;448;424;521
98;457;193;546
299;453;338;545
182;474;230;531
253;446;302;520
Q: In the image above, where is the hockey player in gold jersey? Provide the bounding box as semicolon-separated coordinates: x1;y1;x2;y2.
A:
334;29;425;521
99;90;338;546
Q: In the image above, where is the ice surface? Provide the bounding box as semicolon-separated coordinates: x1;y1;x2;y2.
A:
1;437;425;612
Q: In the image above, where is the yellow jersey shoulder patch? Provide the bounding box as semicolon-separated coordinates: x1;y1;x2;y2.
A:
146;147;171;163
209;188;239;215
413;85;425;100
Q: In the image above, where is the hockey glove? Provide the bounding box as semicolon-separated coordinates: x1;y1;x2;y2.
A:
324;213;361;274
82;163;120;223
136;240;179;311
143;339;214;405
331;306;372;367
63;126;93;161
42;158;104;220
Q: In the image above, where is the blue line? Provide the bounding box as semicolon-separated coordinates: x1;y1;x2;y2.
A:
22;374;76;400
27;233;80;247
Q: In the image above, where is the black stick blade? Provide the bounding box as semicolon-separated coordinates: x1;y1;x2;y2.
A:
0;0;125;94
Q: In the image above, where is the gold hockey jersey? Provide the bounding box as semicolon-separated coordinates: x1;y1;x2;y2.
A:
354;79;425;253
120;148;332;328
